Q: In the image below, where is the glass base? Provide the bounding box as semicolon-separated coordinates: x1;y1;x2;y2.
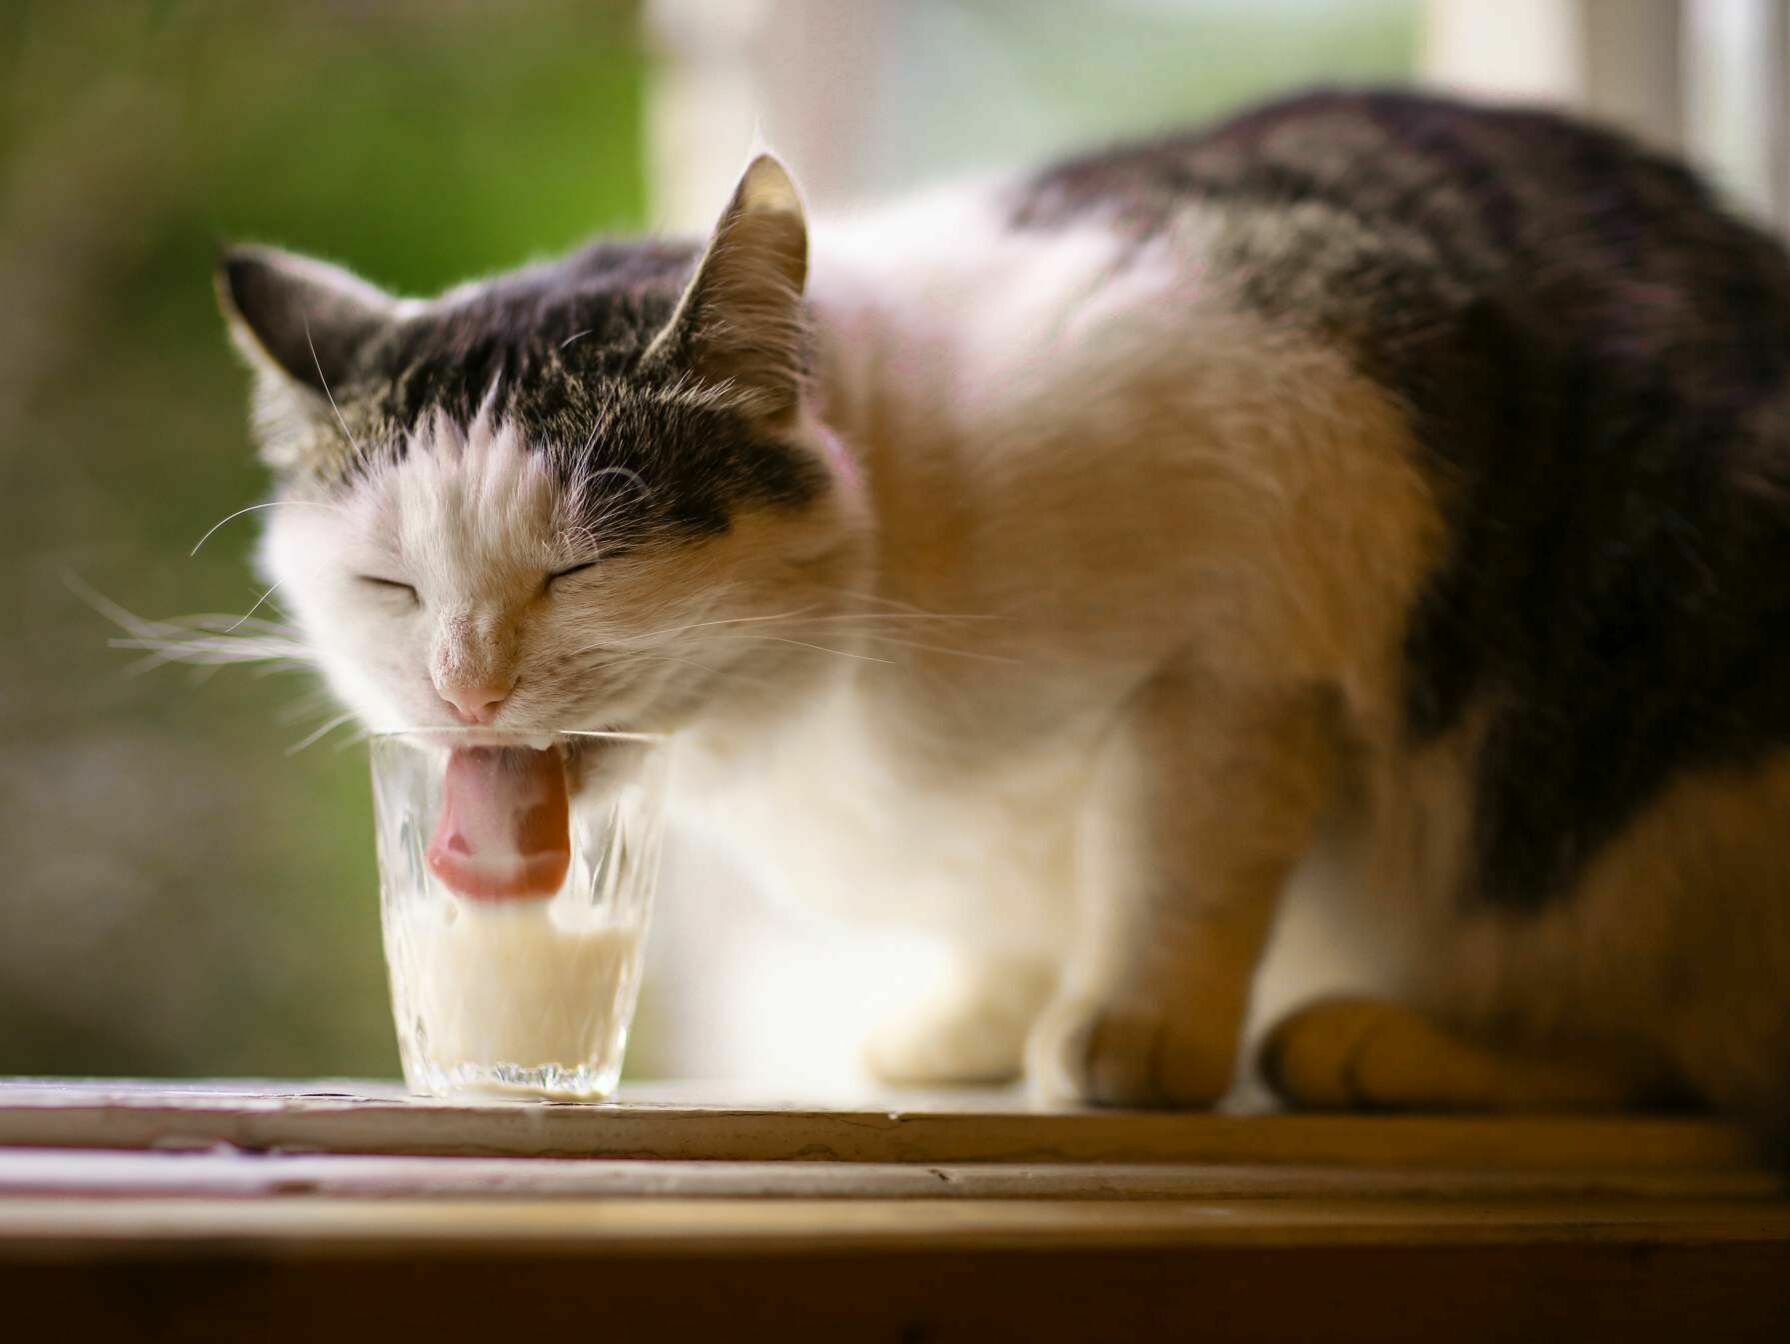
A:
402;1056;622;1103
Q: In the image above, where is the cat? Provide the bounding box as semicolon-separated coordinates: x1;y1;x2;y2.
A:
215;89;1790;1139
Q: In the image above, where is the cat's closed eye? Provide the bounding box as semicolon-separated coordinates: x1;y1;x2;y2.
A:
546;561;597;589
359;575;419;603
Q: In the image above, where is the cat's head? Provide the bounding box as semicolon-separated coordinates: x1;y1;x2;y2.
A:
217;156;867;737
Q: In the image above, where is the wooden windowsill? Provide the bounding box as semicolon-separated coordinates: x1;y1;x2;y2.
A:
2;1079;1786;1340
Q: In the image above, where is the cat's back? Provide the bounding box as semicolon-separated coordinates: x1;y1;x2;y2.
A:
1011;91;1790;912
1013;88;1790;375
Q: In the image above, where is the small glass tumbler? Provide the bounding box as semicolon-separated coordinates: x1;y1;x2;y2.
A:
369;729;668;1102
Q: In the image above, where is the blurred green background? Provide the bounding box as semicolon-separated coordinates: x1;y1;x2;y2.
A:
0;0;1414;1080
0;0;647;1077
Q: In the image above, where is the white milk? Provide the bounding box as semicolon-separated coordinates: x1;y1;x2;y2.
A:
387;897;644;1099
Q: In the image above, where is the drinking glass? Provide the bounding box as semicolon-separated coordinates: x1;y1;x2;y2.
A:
369;729;667;1101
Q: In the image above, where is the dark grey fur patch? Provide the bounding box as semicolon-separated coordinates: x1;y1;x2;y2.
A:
1015;90;1790;912
322;240;824;540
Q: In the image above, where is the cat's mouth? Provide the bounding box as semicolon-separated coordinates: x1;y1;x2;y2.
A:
419;731;650;901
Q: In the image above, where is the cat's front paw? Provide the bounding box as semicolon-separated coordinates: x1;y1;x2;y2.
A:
862;1004;1027;1085
1026;993;1233;1107
861;958;1055;1086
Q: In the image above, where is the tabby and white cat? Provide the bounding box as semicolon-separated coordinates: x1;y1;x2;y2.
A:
217;91;1790;1137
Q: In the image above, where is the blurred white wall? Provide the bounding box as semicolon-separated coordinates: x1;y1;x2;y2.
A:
1684;0;1788;226
1424;0;1790;229
647;0;1423;227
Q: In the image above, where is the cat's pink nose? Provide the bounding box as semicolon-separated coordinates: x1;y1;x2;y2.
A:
436;681;513;725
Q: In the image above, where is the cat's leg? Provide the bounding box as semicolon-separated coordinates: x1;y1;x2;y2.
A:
1261;997;1660;1111
863;950;1057;1085
1027;671;1337;1107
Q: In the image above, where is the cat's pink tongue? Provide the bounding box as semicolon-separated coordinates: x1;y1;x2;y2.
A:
426;744;571;901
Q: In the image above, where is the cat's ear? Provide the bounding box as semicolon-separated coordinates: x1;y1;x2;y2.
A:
646;153;809;420
214;246;396;472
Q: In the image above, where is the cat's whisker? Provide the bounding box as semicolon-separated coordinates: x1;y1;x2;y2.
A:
188;500;341;557
73;573;314;673
276;685;339;725
285;710;359;756
560;599;774;657
742;610;1000;628
818;586;1010;623
603;606;827;647
571;608;1007;666
143;612;304;637
251;660;311;680
584;465;655;499
692;632;896;664
304;316;365;459
603;649;781;695
108;630;316;668
847;632;1022;664
332;724;373;753
119;648;190;679
221;582;284;634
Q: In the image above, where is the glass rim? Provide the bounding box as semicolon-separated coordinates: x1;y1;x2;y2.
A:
370;727;666;745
